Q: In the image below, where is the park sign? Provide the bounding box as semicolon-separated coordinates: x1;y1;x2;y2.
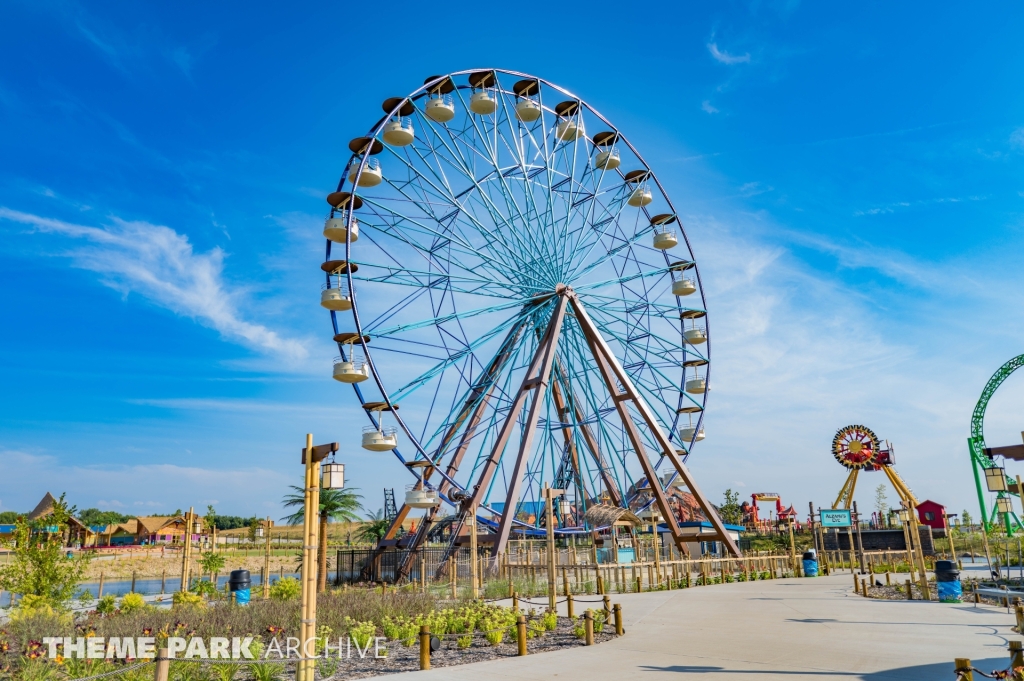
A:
821;509;853;527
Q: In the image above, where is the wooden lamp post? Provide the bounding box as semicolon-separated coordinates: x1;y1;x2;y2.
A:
544;485;565;612
297;436;339;681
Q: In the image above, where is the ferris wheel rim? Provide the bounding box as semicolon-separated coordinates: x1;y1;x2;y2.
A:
325;68;711;524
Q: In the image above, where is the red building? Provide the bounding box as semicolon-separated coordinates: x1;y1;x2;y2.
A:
916;499;946;531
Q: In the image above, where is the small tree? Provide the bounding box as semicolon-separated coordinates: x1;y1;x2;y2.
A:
961;510;973;530
0;493;91;609
356;509;390;544
874;484;888;526
720;489;742;525
198;551;226;582
247;517;260;543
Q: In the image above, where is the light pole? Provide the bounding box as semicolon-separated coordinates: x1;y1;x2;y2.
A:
543;485;565;612
297;437;339;681
261;517;273;599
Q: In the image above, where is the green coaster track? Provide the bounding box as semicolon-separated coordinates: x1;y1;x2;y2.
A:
969;353;1024;534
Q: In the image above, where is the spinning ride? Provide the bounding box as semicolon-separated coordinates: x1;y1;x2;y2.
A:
321;69;737;572
831;424;916;510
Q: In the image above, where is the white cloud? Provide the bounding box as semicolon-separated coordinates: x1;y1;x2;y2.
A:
0;450;285;515
708;42;751;65
702;100;720;114
1011;127;1024;151
0;207;308;360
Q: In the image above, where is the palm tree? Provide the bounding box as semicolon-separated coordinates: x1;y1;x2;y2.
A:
282;486;363;592
356;509;390;545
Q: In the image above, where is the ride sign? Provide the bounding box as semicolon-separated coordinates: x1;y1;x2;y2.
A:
821;509;853;527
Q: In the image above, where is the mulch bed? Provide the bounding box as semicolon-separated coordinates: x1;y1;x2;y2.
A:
244;617;617;680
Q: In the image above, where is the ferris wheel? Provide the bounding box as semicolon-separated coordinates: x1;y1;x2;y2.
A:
320;69;737;564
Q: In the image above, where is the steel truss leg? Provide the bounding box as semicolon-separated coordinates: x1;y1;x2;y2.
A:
570;293;742;558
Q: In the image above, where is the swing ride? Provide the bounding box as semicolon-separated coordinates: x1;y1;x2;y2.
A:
831;424;917;511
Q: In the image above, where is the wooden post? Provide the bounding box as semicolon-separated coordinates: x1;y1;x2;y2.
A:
584;610;595;645
180;507;194;592
160;569;166;594
153;647;170;681
450;554;457;599
517;615;528;655
906;578;913;600
955;658;973;681
131;571;137;593
1011;640;1024;668
264;517;272;598
567;592;574;619
562;567;569;597
788;518;798;573
469;510;479;600
98;572;105;598
512;591;518;613
613;603;623;635
419;625;431;670
886;572;891;586
603;594;611;620
544;485;560;612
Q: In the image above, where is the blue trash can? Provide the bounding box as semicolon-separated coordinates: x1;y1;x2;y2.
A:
935;560;961;603
229;569;251;605
802;551;818;577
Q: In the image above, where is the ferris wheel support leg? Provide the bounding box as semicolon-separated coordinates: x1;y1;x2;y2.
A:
552;362;623;506
476;294;570;557
569;294;742;558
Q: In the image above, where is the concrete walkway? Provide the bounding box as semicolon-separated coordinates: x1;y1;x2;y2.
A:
407;574;1019;680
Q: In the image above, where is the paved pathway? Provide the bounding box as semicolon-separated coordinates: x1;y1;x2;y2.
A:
406;573;1019;680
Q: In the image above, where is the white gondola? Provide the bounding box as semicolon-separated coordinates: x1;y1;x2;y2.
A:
672;278;696;296
684;377;707;394
595;148;620;171
333;353;369;383
627;186;653;207
515;99;541;122
323;215;359;243
424;95;455;122
556;118;584;141
470;91;496;115
320;282;352;311
383;119;414;146
679;424;706;442
348;157;382;187
405;484;440;508
362;425;398;451
653;227;678;250
683;328;707;345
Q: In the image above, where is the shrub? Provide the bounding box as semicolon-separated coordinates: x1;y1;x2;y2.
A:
96;594;117;615
542;610;557;631
269;577;301;601
171;590;205;609
119;592;147;614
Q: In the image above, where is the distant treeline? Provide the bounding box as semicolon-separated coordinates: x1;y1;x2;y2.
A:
1;507;266;530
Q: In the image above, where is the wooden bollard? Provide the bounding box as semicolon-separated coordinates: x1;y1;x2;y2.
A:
160;569;166;594
517;615;528;656
97;573;105;598
419;625;431;670
1011;640;1024;668
862;578;869;598
885;572;891;586
613;604;623;635
597;573;604;595
635;576;641;593
131;571;137;593
562;567;569;596
567;593;574;619
584;610;594;646
906;579;913;601
852;572;858;589
603;595;611;620
955;658;973;681
512;592;519;613
154;647;170;681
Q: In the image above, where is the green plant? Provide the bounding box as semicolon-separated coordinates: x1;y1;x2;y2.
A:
96;594;117;614
198;552;226;579
248;661;285;681
13;657;59;681
213;665;238;681
190;579;219;599
542;610;557;631
354;508;389;545
0;493;92;610
172;590;205;608
268;576;301;600
120;592;147;614
457;633;472;648
593;609;606;633
572;617;585;639
75;588;94;608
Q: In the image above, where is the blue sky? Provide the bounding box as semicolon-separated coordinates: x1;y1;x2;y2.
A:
1;1;1022;521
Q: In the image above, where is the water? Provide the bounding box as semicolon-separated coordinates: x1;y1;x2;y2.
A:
75;572;305;598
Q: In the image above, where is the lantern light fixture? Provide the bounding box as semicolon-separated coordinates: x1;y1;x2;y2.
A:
323;462;345;490
997;496;1014;514
985;466;1008;492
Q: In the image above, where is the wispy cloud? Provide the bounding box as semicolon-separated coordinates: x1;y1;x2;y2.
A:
852;195;987;216
0;208;308;359
708;42;751;65
1011;127;1024;152
701;100;720;114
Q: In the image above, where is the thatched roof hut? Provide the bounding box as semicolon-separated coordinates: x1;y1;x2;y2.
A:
584;504;641;528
